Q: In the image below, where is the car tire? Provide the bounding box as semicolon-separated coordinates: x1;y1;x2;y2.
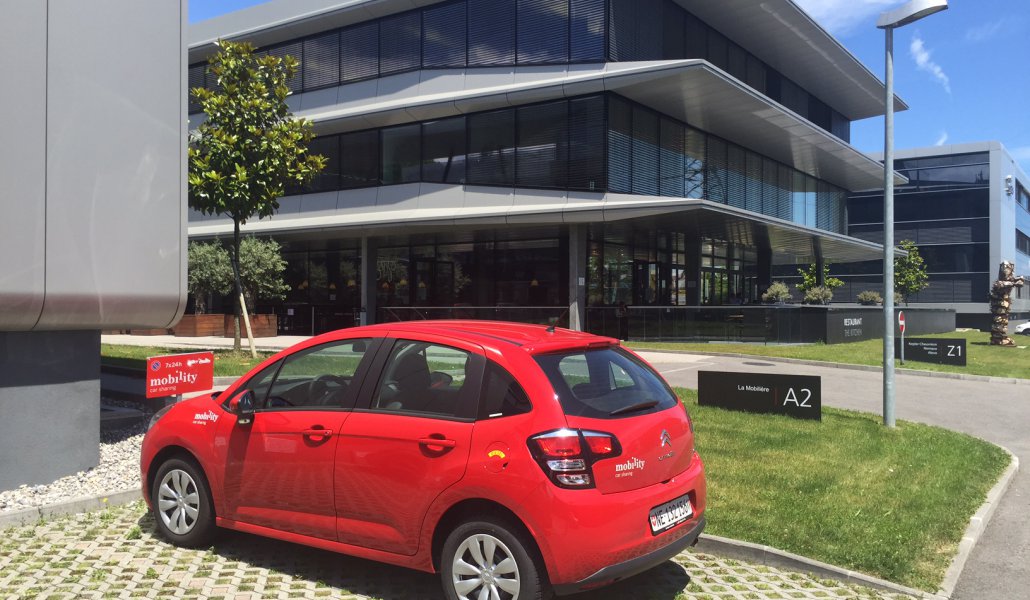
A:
441;518;551;600
150;457;216;548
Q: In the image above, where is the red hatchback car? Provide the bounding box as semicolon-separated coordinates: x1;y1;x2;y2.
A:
141;321;706;599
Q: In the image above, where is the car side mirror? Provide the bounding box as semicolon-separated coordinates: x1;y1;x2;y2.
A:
229;390;256;425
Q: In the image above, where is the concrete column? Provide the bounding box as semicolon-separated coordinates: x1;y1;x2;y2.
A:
360;237;378;325
568;224;588;331
0;330;100;491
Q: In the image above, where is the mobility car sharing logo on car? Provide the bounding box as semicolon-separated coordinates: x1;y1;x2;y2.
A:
614;457;645;478
192;410;219;426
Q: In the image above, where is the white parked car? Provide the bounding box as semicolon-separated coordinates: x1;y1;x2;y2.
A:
1014;322;1030;336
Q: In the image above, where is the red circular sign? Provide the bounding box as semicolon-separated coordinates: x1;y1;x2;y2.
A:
898;311;906;333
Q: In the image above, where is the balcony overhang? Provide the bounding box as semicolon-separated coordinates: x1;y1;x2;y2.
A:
188;186;892;263
675;0;906;120
271;61;902;191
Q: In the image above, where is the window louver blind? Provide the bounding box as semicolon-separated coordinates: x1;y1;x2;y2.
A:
340;130;379;189
516;101;568;188
607;96;633;193
468;0;516;65
705;136;728;204
303;31;341;90
659;118;685;197
567;95;605;191
684;126;706;199
188;64;205;114
517;0;569;64
380;11;422;75
570;0;605;62
306;135;341;193
468;109;516;185
341;21;380;82
631;106;659;196
725;144;746;209
423;1;467;68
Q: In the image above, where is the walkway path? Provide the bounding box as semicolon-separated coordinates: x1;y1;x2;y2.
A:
0;501;912;600
638;351;1029;600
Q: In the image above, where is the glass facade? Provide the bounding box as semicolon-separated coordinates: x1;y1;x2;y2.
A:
842;152;992;304
284;93;848;235
188;0;851;142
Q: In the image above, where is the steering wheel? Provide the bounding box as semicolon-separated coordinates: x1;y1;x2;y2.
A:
267;395;294;408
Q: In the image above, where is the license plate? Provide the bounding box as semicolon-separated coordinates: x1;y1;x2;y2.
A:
648;494;693;535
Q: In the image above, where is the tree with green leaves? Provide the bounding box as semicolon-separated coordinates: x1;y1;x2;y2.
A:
188;40;325;351
238;237;290;312
894;239;930;305
187;241;233;315
796;262;844;294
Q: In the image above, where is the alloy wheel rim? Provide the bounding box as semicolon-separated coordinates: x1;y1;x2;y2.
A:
452;533;521;600
157;469;201;535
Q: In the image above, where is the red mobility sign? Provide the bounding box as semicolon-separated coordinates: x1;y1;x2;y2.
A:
898;311;906;334
146;352;215;398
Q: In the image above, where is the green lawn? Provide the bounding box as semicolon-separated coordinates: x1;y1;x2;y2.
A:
678;387;1009;590
632;330;1030;379
100;344;273;377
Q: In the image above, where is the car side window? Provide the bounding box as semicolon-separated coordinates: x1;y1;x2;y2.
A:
263;338;371;410
236;360;282;408
372;340;476;419
479;361;532;419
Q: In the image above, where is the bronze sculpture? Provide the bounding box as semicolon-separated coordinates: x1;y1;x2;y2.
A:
989;261;1025;346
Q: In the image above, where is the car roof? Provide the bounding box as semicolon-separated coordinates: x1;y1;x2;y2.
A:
340;320;619;355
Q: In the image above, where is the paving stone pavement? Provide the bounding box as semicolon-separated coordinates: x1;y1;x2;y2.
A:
0;502;916;600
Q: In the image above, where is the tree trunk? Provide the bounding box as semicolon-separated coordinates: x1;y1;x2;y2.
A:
232;219;243;351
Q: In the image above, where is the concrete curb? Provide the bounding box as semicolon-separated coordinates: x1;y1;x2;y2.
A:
693;534;942;599
631;348;1030;385
0;488;141;530
936;448;1020;598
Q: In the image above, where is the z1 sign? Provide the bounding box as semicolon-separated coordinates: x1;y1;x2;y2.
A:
146;351;215;398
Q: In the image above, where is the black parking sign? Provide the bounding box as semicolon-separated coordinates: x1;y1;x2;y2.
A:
698;371;821;421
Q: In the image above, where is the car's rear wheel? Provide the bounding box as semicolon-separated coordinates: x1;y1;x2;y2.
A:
151;457;215;548
441;518;550;600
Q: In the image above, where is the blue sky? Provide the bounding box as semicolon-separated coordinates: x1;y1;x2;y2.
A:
190;0;1030;173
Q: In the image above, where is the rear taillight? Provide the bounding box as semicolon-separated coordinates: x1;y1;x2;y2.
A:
528;429;622;489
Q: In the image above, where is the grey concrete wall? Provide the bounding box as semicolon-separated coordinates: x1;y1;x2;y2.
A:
0;331;100;490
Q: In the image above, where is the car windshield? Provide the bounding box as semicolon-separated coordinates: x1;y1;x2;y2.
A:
534;347;677;419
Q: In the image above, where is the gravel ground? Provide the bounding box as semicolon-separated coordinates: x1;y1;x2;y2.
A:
0;410;148;514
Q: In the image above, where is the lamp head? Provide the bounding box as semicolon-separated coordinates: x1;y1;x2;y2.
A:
877;0;948;29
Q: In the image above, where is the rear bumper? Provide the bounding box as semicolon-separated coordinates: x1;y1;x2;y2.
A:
552;516;705;595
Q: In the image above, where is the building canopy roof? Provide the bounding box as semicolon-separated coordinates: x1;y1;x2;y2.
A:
189;0;905;121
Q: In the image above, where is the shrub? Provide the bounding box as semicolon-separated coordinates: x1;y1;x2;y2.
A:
857;290;882;305
762;281;792;303
804;286;834;305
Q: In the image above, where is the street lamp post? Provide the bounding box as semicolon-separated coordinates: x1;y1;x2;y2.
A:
877;0;948;428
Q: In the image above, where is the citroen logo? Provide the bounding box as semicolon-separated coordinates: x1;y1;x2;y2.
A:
660;430;672;448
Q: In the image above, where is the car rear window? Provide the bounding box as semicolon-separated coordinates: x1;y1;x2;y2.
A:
533;347;678;419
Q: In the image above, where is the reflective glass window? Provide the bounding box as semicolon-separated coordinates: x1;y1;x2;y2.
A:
380;11;422;75
631;106;659;196
423;1;467;68
684;126;706;199
467;109;516;185
341;21;379;81
303;31;341;90
305;135;340;193
381;124;421;185
568;96;606;191
662;0;686;59
608;96;633;193
570;0;606;61
340;130;380;189
266;41;304;93
516;101;569;188
659;118;685;197
469;0;516;65
517;0;569;64
422;117;466;184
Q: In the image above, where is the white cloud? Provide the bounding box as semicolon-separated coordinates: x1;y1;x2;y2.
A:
965;19;1007;43
934;131;948;147
793;0;897;36
909;34;951;94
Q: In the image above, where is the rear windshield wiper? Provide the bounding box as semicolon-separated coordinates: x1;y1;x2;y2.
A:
609;399;659;416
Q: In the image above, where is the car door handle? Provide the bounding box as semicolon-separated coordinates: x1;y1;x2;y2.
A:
418;437;456;448
302;428;333;438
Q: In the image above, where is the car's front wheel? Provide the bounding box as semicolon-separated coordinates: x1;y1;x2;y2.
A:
151;457;216;548
441;518;550;600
